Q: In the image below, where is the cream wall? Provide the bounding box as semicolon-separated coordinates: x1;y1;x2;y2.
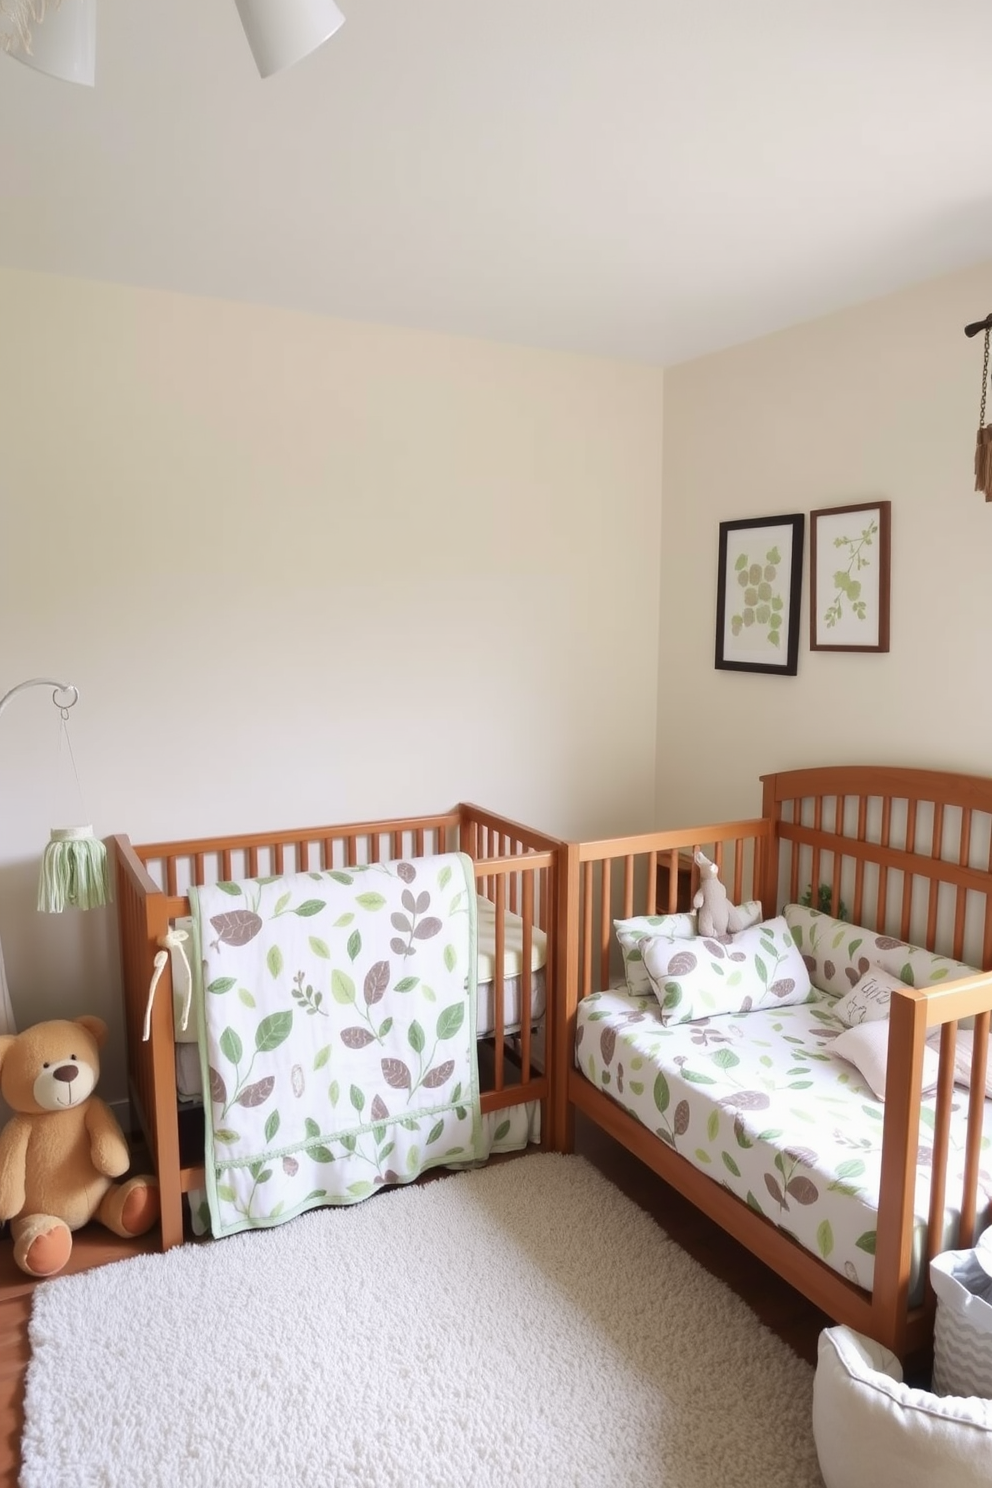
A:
658;258;992;827
0;267;665;1100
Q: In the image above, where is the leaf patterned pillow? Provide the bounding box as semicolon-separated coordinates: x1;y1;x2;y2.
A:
614;913;698;997
615;902;762;997
783;904;977;999
640;915;812;1024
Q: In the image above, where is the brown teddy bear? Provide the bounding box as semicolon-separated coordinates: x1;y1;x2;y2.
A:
0;1015;159;1277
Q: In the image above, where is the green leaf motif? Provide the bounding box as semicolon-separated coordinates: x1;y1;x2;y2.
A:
217;884;242;898
494;1119;511;1143
237;987;256;1009
217;1183;237;1202
256;1011;293;1052
350;1084;365;1114
443;944;457;973
347;930;362;963
331;970;356;1005
348;1181;374;1198
314;1045;331;1071
274;892;291;916
333;913;354;928
408;1020;425;1054
219;1027;243;1065
653;1071;670;1114
264;1110;280;1143
266;946;284;979
427;1120;445;1145
213;1128;240;1145
855;1231;877;1255
721;1151;741;1177
437;1003;465;1040
207;977;236;996
712;1048;740;1070
707;1109;720;1142
395;976;419;993
328;872;353;886
817;1220;834;1258
294;900;326;918
438;866;452;891
356;892;386;911
329;1080;340;1106
309;937;331;959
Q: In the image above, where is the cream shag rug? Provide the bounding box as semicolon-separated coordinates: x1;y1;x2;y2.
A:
21;1153;824;1488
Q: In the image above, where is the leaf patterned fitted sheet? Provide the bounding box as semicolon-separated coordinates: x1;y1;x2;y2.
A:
576;988;992;1294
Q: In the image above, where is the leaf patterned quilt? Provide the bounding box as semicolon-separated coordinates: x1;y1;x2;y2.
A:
577;988;992;1295
189;852;482;1237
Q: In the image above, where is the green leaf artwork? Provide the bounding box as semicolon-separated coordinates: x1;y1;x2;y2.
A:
730;546;785;647
822;517;877;630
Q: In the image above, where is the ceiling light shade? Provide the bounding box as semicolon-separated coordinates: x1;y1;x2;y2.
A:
4;0;96;87
234;0;344;79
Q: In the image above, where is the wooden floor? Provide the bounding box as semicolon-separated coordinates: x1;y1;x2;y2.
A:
0;1117;836;1488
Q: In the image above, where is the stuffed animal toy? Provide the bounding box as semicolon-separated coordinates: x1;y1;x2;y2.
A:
0;1015;159;1277
693;850;754;939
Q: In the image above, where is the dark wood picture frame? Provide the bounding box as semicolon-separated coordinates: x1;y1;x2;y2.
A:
809;500;891;653
715;513;804;676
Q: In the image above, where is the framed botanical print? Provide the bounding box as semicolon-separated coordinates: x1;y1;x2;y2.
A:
715;514;804;676
809;500;890;652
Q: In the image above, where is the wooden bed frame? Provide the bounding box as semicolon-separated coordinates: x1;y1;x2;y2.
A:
114;804;560;1251
553;765;992;1359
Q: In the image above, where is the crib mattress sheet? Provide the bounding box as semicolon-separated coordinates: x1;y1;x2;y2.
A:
576;987;992;1296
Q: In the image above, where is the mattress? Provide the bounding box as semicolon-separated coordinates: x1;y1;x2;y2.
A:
173;895;547;1099
576;985;992;1298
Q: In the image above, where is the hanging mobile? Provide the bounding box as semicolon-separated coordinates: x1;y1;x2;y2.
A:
0;677;112;913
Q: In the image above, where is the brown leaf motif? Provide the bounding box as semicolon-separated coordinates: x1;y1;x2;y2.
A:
764;1173;787;1207
381;1058;412;1092
423;1060;455;1089
364;961;390;1006
667;951;698;976
413;917;442;941
785;1175;819;1205
208;1066;227;1104
600;1027;617;1065
235;1076;275;1108
701;939;726;958
769;977;796;999
397;862;416;884
673;1100;690;1136
341;1027;376;1049
402;888;431;915
282;1155;299;1176
371;1094;389;1122
718;1090;771;1111
210;910;263;947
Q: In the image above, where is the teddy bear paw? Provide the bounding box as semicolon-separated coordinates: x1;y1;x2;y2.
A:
98;1174;160;1239
13;1215;73;1278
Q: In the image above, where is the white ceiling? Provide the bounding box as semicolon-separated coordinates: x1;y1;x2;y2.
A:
3;0;992;366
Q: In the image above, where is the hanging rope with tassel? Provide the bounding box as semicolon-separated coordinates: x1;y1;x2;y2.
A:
966;313;992;500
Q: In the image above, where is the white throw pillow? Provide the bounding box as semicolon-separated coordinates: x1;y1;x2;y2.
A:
812;1325;992;1488
641;914;811;1024
832;1021;939;1101
832;966;911;1027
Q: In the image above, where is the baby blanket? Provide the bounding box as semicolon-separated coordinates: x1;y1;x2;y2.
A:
189;851;481;1237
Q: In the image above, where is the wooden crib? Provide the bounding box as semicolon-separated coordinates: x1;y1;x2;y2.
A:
114;803;560;1250
554;765;992;1358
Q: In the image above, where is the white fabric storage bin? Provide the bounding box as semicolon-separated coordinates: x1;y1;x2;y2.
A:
931;1238;992;1398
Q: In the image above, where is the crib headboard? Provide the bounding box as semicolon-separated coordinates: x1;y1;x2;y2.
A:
761;766;992;970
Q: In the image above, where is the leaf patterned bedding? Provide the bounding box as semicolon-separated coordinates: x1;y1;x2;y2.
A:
188;852;484;1237
576;988;992;1295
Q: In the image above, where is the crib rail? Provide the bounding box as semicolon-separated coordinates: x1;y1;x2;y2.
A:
553;817;772;1147
114;805;561;1251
